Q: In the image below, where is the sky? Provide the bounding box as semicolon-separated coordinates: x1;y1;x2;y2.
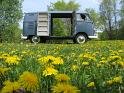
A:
20;0;100;28
22;0;100;13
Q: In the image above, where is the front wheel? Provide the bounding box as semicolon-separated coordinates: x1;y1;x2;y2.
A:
74;34;87;44
30;36;41;44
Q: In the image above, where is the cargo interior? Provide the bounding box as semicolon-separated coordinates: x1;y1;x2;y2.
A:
50;13;74;37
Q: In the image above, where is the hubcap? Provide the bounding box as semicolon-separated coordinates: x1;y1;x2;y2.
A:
32;36;40;43
77;35;86;44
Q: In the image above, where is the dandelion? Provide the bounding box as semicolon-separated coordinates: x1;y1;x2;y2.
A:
106;76;122;86
108;56;121;62
52;57;64;65
5;55;20;65
0;67;10;75
51;83;80;93
113;76;122;84
111;51;119;56
82;62;90;66
55;74;70;82
71;65;79;71
117;62;124;68
96;63;103;67
18;71;39;92
38;55;55;64
106;80;113;85
100;60;107;64
0;53;10;59
87;82;95;88
101;57;106;60
43;67;58;77
111;62;116;66
118;50;123;53
1;80;20;93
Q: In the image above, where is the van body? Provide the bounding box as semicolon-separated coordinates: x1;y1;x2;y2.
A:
21;11;97;44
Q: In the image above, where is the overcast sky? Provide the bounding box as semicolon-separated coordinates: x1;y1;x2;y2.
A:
20;0;100;28
22;0;100;12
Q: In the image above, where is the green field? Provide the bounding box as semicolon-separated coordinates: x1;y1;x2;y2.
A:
0;41;124;93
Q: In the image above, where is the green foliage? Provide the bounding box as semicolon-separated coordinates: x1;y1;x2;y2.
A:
53;19;68;36
99;32;109;40
1;24;22;43
49;0;80;11
99;29;124;40
119;0;124;40
0;0;23;42
99;0;118;40
48;0;80;36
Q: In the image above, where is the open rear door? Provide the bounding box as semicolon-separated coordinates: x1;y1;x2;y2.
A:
72;11;76;35
37;13;49;36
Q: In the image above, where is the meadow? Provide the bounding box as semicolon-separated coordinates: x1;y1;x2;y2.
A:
0;40;124;93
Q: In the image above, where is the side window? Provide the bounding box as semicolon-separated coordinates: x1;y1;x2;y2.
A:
77;14;84;21
85;15;91;21
77;14;91;21
77;14;86;21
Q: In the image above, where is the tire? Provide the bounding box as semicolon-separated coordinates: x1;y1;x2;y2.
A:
30;36;41;44
74;34;87;44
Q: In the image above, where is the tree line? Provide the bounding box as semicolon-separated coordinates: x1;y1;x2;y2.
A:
0;0;124;43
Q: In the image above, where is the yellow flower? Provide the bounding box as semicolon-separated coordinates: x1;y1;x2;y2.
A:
87;82;95;88
51;83;80;93
1;80;20;93
106;76;122;85
71;65;79;71
111;62;116;66
111;51;119;56
100;60;107;64
113;76;122;83
79;54;83;58
0;67;10;75
82;62;90;66
5;55;20;65
55;74;70;82
0;53;10;59
43;67;58;77
108;56;121;62
118;50;123;53
106;80;113;85
52;57;64;65
96;63;103;67
80;53;97;62
101;57;106;60
18;71;39;92
38;55;55;64
117;62;124;68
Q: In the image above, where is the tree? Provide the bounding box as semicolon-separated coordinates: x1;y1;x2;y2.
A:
119;0;124;39
99;0;119;40
120;0;124;21
48;0;80;36
48;0;80;11
0;0;23;42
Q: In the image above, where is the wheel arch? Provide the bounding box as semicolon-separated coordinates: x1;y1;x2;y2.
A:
75;32;89;39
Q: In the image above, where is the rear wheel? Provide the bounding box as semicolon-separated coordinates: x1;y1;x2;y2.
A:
74;34;87;44
30;36;41;44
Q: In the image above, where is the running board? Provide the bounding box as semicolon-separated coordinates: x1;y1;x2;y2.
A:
49;36;74;39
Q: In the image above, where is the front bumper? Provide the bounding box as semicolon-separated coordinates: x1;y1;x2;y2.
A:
21;34;28;40
88;36;98;39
